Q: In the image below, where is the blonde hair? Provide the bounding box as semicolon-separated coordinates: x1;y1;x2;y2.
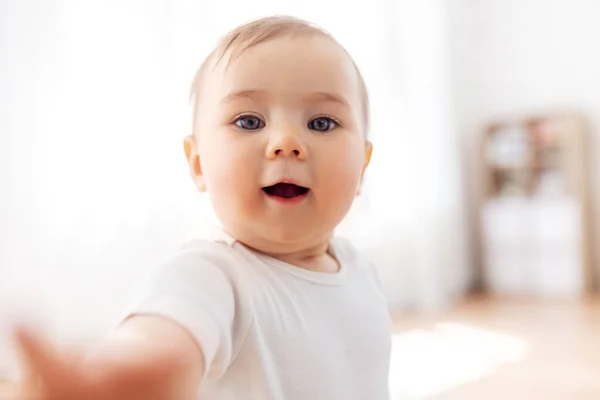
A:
189;15;370;134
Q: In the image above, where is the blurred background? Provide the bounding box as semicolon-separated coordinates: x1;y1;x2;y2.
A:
1;0;599;398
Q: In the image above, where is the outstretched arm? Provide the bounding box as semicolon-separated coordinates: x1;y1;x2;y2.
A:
14;315;204;400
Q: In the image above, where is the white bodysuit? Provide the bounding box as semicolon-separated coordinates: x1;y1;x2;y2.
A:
126;230;391;399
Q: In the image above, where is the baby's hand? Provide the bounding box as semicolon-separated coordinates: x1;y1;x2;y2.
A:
14;326;185;400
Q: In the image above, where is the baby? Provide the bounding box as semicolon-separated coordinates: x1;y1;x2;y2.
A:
12;15;392;400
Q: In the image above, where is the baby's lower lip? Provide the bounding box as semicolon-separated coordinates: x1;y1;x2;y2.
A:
263;191;309;205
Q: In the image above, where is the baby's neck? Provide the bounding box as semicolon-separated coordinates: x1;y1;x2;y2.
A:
265;241;340;274
221;227;340;273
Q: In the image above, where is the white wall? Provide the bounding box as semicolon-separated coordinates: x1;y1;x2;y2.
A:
448;0;600;286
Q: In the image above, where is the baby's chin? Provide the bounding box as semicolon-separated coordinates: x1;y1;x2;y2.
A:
224;221;334;256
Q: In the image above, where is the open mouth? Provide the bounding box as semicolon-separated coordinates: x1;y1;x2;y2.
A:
262;182;310;200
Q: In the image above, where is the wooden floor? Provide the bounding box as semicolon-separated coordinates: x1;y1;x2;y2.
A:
391;296;600;400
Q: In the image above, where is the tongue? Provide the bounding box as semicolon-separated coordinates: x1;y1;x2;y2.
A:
264;183;307;199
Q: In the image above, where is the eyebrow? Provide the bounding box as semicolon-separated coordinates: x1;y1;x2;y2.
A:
306;91;350;108
219;89;350;108
220;90;267;104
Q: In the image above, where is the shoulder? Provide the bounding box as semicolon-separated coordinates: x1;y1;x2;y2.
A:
331;235;384;284
175;237;238;264
331;236;373;269
132;237;255;309
153;238;243;280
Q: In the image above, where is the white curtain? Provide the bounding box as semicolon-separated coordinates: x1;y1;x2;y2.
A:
0;0;468;374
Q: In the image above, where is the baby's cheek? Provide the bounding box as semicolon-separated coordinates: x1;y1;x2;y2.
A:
321;146;363;190
203;141;255;188
317;155;363;223
201;153;254;216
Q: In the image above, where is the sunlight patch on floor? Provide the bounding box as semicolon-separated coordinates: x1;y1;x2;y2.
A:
389;322;530;399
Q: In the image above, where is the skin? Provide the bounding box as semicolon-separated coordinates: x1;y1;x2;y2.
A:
10;34;372;399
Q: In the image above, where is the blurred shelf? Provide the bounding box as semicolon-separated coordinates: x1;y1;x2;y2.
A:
477;112;595;298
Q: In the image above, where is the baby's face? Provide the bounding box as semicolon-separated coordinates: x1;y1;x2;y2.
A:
186;35;371;254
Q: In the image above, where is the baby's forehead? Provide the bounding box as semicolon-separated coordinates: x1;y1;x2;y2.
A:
196;36;362;113
222;37;354;86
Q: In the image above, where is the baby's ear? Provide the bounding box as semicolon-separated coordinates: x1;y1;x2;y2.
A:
362;140;373;174
357;141;373;195
183;135;206;192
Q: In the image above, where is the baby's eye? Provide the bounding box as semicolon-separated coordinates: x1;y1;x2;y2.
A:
235;115;265;130
308;117;337;132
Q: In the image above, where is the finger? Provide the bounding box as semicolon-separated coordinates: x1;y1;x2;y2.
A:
13;326;74;386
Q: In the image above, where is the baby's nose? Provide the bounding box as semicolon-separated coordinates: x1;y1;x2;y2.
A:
275;148;300;157
265;131;307;160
